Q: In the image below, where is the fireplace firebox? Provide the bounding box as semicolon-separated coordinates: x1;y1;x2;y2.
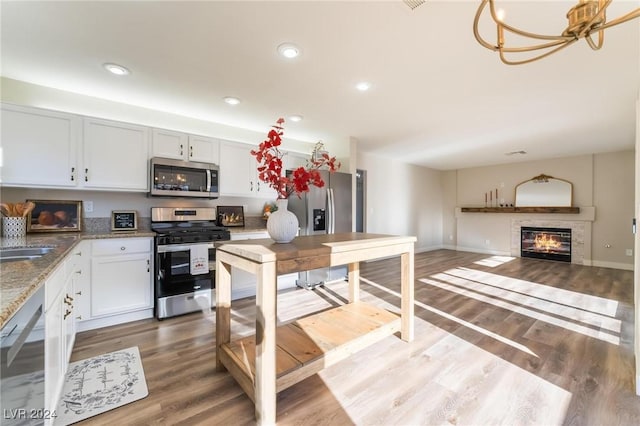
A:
521;226;572;262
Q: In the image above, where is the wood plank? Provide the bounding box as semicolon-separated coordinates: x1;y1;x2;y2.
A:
460;207;580;214
215;258;232;371
255;261;277;425
348;262;360;302
219;302;400;398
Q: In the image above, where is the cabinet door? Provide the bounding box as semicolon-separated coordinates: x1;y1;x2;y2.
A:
219;141;255;196
1;104;80;187
90;253;152;317
152;128;188;160
83;118;149;191
188;134;219;164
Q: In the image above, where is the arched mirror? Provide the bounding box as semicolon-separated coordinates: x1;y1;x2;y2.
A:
515;174;573;207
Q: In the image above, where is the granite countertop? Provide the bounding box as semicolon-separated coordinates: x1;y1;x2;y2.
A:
0;230;155;329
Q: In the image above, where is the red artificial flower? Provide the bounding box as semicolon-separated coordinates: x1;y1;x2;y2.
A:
251;118;341;199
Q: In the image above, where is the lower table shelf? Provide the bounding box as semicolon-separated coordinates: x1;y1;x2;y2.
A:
218;301;400;401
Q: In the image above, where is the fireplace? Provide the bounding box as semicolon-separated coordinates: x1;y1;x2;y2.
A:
521;226;572;262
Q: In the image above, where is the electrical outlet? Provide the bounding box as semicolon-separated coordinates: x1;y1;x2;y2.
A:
626;249;633;256
84;201;93;213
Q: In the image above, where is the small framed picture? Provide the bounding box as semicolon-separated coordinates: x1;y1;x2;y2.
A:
111;210;138;231
27;200;83;233
217;206;245;227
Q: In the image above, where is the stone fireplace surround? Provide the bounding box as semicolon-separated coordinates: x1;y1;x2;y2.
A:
511;219;588;265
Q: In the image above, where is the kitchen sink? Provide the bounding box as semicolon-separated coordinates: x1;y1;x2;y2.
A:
0;247;54;263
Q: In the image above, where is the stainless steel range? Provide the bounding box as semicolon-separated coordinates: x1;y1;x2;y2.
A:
151;207;230;319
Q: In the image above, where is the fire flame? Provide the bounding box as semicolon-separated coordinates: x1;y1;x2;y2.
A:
534;233;561;252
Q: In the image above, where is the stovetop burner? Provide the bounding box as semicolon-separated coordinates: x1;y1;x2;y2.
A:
151;207;231;244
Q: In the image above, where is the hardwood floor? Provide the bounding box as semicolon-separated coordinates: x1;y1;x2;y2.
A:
69;249;639;425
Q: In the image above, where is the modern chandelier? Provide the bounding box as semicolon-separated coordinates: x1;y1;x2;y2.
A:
473;0;640;65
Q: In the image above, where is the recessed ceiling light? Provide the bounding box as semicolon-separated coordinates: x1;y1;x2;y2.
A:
355;81;371;91
103;63;130;76
277;43;301;59
288;114;303;122
223;96;241;105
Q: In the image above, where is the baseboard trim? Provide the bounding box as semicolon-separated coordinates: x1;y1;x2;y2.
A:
591;260;634;271
416;245;444;253
77;309;154;332
455;246;511;256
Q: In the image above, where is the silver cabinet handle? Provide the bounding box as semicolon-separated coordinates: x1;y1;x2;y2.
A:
121;246;126;251
180;144;184;156
71;167;75;181
190;145;193;157
85;168;89;182
250;181;253;191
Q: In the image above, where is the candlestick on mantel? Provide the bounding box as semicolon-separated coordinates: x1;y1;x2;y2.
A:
485;192;487;207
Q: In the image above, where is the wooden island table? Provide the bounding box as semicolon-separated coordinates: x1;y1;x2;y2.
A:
215;232;416;425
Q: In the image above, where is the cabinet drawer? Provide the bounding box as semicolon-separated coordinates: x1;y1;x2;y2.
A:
92;238;150;256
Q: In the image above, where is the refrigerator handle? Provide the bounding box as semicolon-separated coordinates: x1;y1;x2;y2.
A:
328;188;335;234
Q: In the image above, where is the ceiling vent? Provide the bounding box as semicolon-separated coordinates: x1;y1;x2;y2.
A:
403;0;425;11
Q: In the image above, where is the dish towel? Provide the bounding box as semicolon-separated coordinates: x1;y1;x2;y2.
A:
190;244;209;275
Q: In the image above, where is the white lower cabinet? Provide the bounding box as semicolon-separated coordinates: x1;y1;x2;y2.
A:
44;256;78;424
90;238;153;318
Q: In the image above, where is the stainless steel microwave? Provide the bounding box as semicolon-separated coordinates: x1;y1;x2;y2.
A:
150;157;219;198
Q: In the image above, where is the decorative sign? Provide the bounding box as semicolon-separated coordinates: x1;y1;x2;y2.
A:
111;210;138;231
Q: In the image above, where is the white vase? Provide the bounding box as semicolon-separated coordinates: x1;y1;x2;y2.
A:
267;199;299;243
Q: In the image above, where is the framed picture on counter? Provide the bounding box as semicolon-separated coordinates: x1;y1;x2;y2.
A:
111;210;138;231
27;199;83;233
217;206;244;227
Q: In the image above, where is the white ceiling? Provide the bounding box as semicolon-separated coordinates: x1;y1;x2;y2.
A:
1;1;638;170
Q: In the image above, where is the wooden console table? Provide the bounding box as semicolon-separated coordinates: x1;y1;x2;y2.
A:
215;232;416;425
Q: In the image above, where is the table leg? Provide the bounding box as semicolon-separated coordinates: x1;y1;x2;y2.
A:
216;259;232;371
348;262;360;303
400;246;415;342
255;261;277;425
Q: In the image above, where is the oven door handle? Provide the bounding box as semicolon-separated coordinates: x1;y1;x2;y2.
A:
156;243;215;253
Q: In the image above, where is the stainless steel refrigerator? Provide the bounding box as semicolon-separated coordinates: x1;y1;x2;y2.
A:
287;170;353;288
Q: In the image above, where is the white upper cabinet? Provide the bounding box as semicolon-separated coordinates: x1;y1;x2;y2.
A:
188;134;220;164
83;118;149;191
1;103;81;187
151;128;187;160
152;128;220;164
219;140;278;198
285;151;310;171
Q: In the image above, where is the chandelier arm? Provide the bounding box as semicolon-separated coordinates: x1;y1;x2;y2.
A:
584;30;604;50
473;0;500;50
499;38;570;54
500;21;573;42
499;39;579;66
591;8;640;32
473;1;571;52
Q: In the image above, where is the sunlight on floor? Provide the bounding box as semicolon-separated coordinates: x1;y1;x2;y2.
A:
318;314;572;425
420;270;621;345
474;255;516;267
448;267;619;316
360;277;538;357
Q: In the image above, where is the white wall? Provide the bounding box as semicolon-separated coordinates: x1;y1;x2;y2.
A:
356;151;443;252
